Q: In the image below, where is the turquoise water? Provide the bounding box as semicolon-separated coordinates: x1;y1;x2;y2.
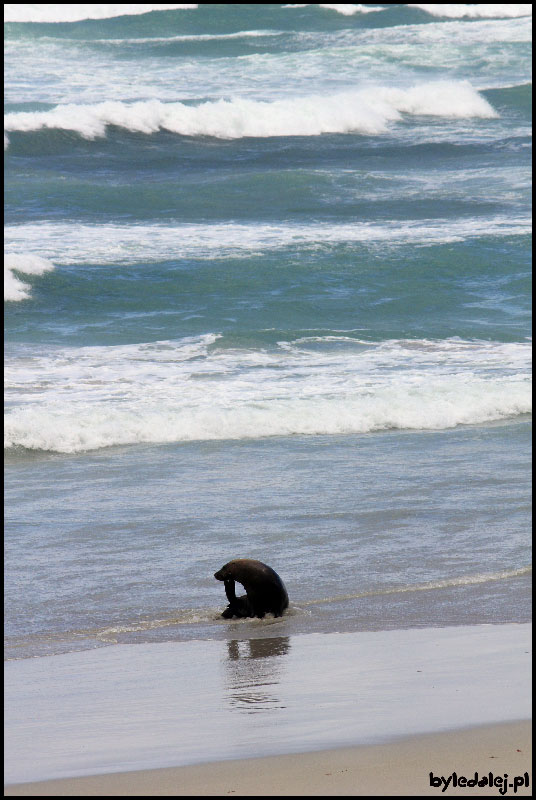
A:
4;4;532;660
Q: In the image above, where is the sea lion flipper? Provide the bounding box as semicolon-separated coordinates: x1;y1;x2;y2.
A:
224;578;236;604
221;594;253;619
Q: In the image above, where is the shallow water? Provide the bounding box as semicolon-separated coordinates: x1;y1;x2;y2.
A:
5;422;531;659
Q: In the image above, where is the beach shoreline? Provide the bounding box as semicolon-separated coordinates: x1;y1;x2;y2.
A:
4;624;531;790
5;720;531;796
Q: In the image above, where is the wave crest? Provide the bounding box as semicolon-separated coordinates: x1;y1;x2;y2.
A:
4;4;198;24
408;4;532;19
4;82;497;142
284;4;385;14
4;337;531;453
4;253;55;302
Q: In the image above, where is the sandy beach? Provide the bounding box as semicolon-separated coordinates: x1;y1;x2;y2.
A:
4;624;531;796
5;720;531;796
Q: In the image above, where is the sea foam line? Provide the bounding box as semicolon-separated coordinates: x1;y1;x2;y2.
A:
98;30;282;45
303;565;533;606
3;81;497;142
4;215;531;268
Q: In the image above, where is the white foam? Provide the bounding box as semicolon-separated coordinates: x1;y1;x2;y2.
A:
5;18;530;107
101;30;283;45
4;337;532;453
4;254;55;302
408;4;532;19
284;4;385;14
3;4;198;24
3;81;497;142
319;3;385;13
4;215;531;266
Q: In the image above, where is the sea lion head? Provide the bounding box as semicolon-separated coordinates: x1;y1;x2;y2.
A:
214;559;258;582
215;559;272;583
214;565;229;581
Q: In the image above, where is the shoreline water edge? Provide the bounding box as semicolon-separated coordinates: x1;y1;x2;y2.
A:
4;624;532;792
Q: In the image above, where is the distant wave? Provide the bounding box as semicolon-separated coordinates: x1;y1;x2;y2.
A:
285;3;532;18
101;30;283;45
3;81;497;143
284;4;385;14
5;17;530;109
408;4;532;19
4;216;531;266
4;336;531;453
3;4;198;23
4;254;55;302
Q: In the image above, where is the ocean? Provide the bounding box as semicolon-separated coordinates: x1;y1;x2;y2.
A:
4;3;532;664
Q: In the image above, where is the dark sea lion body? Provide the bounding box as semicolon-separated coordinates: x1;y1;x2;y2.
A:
214;559;289;619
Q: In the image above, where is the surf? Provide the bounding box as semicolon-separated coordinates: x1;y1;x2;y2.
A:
4;336;532;453
3;81;498;143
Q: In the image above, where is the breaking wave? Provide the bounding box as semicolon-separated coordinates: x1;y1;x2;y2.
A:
4;336;531;453
4;81;497;143
3;4;198;24
408;4;532;19
4;253;55;302
284;4;385;14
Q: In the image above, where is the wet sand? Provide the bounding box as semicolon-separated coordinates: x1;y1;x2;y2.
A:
5;624;531;793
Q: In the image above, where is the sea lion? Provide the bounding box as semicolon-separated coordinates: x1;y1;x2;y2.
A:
214;559;289;619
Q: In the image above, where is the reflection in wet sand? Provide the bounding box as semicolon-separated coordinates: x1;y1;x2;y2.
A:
224;637;291;714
